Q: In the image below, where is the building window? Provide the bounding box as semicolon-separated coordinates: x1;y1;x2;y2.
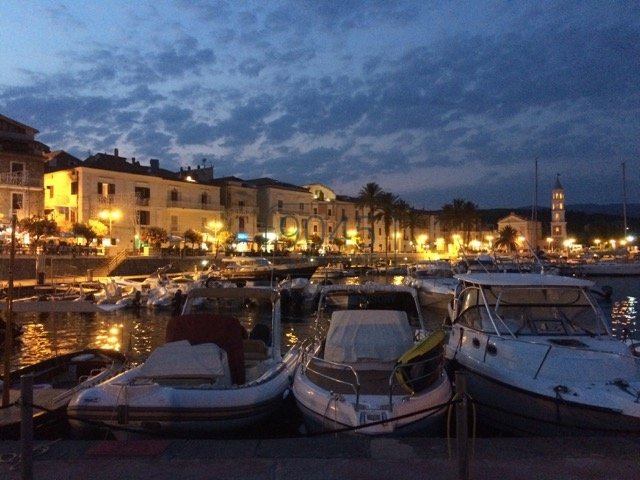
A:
238;217;245;232
170;215;178;231
135;187;150;205
98;182;115;196
328;208;332;217
299;203;304;211
313;207;318;215
71;181;78;195
170;189;179;201
239;200;245;207
201;193;208;205
12;192;23;210
277;200;283;211
10;162;25;182
46;185;54;198
137;210;150;226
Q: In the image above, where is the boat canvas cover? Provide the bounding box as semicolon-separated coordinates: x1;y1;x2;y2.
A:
139;340;227;379
324;310;413;363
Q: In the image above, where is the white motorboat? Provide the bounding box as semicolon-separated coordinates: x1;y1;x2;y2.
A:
404;260;459;310
444;272;640;436
292;283;452;435
67;286;302;437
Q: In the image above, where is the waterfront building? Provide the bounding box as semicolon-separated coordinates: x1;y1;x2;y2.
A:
496;212;542;252
0;114;49;223
210;176;259;252
248;177;317;252
44;150;224;252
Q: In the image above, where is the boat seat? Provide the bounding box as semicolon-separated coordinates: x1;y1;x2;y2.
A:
166;313;246;385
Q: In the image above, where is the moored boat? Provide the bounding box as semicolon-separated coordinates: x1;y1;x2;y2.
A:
293;282;452;435
67;286;302;437
0;349;127;439
404;260;458;310
443;272;640;436
205;256;319;285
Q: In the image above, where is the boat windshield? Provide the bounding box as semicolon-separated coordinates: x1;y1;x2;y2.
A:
319;290;423;331
457;285;608;336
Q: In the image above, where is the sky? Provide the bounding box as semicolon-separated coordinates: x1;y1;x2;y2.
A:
1;0;639;210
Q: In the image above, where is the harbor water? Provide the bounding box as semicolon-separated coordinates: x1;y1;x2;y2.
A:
6;273;638;371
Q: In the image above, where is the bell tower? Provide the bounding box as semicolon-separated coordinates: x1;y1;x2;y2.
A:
550;174;567;249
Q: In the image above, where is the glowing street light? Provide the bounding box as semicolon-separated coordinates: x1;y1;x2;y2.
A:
99;209;121;238
207;220;223;257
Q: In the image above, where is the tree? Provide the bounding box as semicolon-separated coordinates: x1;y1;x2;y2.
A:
72;223;98;244
356;182;384;253
494;225;520;253
141;226;168;248
87;219;108;238
18;216;59;251
439;198;480;245
183;229;202;252
378;192;399;254
330;236;346;253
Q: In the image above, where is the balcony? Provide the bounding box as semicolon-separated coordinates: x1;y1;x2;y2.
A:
0;171;43;188
167;199;219;211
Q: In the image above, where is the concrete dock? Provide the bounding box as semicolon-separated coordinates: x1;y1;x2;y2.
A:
0;436;638;480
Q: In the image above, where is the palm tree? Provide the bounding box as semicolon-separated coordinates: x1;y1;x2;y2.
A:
378;192;399;254
356;182;384;253
403;206;421;251
494;225;520;253
439;198;480;245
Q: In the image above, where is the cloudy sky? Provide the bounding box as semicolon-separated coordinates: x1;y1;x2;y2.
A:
1;1;638;209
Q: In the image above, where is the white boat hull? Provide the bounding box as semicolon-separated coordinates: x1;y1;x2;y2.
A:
293;368;451;435
444;325;640;436
68;348;300;436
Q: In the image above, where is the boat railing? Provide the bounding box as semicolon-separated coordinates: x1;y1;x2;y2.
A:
303;346;445;411
303;355;362;403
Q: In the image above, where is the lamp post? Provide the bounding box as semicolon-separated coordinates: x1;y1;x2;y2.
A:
99;209;121;246
207;220;223;258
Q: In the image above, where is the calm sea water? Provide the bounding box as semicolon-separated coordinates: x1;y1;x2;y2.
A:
5;274;639;371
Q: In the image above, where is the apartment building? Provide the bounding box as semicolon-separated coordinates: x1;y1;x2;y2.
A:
0;114;49;224
44;150;224;251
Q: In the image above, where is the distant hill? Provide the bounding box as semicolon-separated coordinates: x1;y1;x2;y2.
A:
565;203;640;217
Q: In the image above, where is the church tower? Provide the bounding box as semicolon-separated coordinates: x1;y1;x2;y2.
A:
550;174;567;250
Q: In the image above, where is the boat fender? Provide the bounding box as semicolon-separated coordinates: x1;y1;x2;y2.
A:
395;330;445;394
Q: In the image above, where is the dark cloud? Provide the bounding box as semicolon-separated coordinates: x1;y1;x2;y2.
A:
1;0;638;207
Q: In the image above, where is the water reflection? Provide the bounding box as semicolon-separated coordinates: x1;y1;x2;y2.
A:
5;274;640;370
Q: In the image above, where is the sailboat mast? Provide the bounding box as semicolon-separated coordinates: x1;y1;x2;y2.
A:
622;161;628;240
532;159;538;223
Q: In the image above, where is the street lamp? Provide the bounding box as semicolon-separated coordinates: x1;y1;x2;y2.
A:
99;209;121;243
207;220;223;258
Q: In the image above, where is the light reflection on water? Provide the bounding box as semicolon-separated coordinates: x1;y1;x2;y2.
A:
5;274;639;370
